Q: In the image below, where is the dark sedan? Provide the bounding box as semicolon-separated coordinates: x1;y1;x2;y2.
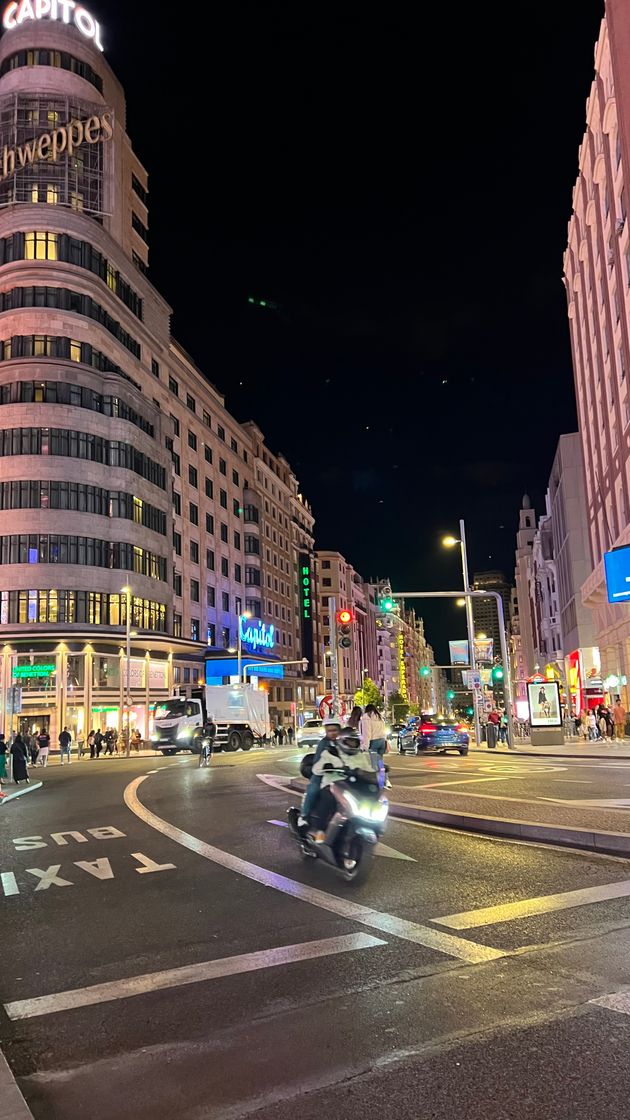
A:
398;715;469;756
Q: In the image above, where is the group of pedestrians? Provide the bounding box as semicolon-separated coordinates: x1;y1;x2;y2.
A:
272;725;294;745
578;698;626;742
0;727;51;787
484;708;514;750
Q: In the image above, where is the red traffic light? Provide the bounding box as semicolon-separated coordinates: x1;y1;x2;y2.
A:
336;609;354;625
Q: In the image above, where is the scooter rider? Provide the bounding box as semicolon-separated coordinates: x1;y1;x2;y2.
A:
297;717;342;831
310;728;374;842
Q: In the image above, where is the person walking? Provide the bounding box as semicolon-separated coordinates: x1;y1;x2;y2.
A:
36;727;50;766
347;705;363;731
131;729;142;752
0;732;8;791
287;725;294;745
87;729;96;758
359;703;390;789
579;708;589;741
103;729;115;756
59;726;72;765
10;733;29;784
25;730;39;767
613;696;626;741
93;729;103;758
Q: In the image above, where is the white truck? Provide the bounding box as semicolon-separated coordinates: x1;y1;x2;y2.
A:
151;684;271;755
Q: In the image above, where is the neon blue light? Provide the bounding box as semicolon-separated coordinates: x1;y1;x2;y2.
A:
239;617;275;652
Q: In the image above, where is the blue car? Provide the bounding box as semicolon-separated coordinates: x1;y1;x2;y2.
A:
398;715;469;756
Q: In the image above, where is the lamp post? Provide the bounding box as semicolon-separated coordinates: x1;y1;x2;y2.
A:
121;586;132;757
442;521;481;747
237;611;252;684
361;667;368;706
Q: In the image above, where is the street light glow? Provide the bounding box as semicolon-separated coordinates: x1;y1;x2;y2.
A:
455;598;466;607
442;535;459;548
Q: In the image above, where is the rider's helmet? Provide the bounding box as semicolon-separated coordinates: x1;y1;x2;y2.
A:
336;728;362;755
323;717;342;728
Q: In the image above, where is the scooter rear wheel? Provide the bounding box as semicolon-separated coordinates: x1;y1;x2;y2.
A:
340;837;373;885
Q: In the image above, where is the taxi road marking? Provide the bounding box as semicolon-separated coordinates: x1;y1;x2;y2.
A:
432;878;630;930
3;933;386;1020
125;774;504;965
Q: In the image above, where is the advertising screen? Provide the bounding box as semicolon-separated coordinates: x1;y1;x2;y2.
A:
604;545;630;603
527;680;562;728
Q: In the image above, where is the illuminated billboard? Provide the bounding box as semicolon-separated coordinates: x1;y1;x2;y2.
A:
604;545;630;603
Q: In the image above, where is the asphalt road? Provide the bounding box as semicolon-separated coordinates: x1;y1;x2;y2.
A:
2;749;630;1119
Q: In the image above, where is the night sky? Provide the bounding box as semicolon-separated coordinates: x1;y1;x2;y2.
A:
95;0;602;658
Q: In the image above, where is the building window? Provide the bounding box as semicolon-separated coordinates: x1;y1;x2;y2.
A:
170;414;180;437
219;458;227;476
173;571;182;596
204;446;212;464
233;531;241;549
25;231;57;260
173;490;181;515
220;489;227;509
207;623;216;645
169;375;179;397
205;478;213;498
173;531;182;555
173;613;182;638
221;626;230;647
322;560;331;569
217;425;225;442
190;540;199;563
132;212;149;243
235;563;242;582
221;557;229;577
132;173;148;205
188;431;197;451
189;466;198;488
186;393;196;414
203;410;211;429
323;577;331;587
222;592;229;612
191;618;200;641
207;585;215;607
189;502;199;525
220;523;228;543
233;499;241;517
206;513;214;534
191;579;200;602
206;548;215;571
151;358;160;379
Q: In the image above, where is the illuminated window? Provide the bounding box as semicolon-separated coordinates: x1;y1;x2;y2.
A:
33;335;52;357
25;231;57;261
47;110;59;125
107;263;116;292
70;192;84;212
133;497;143;524
46;184;58;205
70;340;81;362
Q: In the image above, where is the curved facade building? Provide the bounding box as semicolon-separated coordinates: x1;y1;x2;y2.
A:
0;9;321;743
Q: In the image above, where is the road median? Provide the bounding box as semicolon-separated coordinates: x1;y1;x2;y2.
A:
288;779;630;858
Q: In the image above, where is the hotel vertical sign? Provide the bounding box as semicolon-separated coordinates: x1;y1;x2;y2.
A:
299;552;314;672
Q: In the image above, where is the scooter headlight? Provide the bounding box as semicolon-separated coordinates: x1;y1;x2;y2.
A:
344;791;359;814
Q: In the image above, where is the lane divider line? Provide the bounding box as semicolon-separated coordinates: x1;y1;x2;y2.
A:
3;933;385;1021
432;878;630;930
0;782;43;805
124;775;505;965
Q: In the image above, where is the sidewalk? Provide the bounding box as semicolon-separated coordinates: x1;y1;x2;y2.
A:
470;742;630;760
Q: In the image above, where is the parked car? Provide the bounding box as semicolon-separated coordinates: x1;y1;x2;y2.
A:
398;715;469;756
296;719;324;749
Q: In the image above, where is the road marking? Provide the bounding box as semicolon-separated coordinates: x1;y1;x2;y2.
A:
541;797;630;809
266;820;416;861
591;990;630;1016
1;872;18;896
25;866;73;891
125;775;504;964
0;782;43;804
412;776;516;789
3;932;386;1021
553;780;593;784
432;878;630;929
131;852;176;874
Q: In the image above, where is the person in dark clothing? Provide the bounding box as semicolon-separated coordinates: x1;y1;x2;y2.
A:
36;728;50;766
25;732;39;766
287;726;294;744
103;729;115;755
59;726;72;765
93;729;103;758
10;734;29;783
0;732;8;789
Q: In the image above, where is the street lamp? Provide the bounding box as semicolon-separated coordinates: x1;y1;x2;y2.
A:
442;522;481;746
121;586;132;757
455;598;466;608
237;611;252;683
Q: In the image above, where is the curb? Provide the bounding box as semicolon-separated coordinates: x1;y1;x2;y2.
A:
0;1049;34;1119
0;782;43;806
287;779;630;858
468;747;630;761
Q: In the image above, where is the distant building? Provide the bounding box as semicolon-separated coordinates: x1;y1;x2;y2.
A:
514;495;538;677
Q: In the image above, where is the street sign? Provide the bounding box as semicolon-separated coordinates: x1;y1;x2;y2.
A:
465;670;481;690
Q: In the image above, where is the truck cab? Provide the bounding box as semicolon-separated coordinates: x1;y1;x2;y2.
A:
151;697;207;755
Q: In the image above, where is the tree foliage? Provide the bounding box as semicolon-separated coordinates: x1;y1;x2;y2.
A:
353;676;383;710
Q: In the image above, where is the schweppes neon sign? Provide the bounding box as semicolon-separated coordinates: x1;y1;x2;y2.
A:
2;1;104;51
0;110;113;181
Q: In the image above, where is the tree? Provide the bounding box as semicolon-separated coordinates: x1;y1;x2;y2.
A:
353;676;383;710
388;690;410;721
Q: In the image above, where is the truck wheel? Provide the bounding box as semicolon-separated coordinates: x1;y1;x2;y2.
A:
163;748;176;756
191;736;202;755
242;731;254;751
226;730;241;752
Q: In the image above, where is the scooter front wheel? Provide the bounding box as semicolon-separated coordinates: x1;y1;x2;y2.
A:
340;837;373;885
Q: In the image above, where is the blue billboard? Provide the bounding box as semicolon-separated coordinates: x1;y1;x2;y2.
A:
604;545;630;603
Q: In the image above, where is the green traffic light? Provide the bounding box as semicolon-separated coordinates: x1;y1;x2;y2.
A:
492;666;505;681
420;666;431;677
447;690;455;700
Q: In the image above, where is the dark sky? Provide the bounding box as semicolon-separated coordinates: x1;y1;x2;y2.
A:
95;0;602;658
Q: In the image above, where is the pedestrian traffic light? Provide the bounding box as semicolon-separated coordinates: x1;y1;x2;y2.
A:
420;666;431;677
447;690;455;700
492;665;504;682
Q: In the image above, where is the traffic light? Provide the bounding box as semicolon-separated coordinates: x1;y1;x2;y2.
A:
491;665;505;682
447;690;455;700
420;666;431;678
337;608;354;649
380;596;395;612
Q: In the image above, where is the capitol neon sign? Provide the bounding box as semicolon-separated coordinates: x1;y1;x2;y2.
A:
2;1;104;51
239;618;275;653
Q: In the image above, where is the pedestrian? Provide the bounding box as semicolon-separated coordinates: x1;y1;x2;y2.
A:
94;729;103;757
25;730;39;767
87;729;96;758
10;733;29;784
347;705;363;730
0;732;7;790
286;725;294;744
486;708;500;749
131;729;142;752
278;725;286;746
579;708;589;741
58;726;72;764
36;726;50;766
613;696;627;741
587;709;597;740
273;725;281;746
359;703;391;789
103;729;115;755
498;709;508;744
